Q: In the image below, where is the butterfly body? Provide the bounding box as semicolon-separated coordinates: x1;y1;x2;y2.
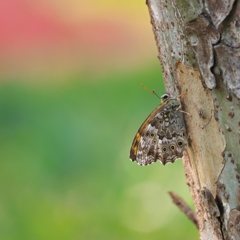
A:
130;93;187;166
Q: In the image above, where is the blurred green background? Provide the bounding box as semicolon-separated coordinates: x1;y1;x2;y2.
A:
0;1;198;239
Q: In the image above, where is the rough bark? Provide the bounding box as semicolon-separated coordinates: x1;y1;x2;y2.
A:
146;0;240;239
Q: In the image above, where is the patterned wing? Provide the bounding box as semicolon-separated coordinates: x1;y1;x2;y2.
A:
129;104;164;165
132;124;163;166
158;135;187;165
129;98;187;166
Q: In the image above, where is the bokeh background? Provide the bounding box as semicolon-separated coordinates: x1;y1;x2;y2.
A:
0;1;199;239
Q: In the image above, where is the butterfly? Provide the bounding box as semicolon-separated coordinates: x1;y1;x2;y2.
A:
130;92;187;166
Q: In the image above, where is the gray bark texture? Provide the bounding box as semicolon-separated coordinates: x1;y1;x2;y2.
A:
146;0;240;239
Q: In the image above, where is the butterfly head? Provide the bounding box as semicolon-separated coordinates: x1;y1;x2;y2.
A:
161;93;171;102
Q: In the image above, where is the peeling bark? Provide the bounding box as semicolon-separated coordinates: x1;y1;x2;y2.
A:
146;0;240;239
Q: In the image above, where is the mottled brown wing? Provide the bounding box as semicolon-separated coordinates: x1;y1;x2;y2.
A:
129;99;187;166
131;124;163;166
129;103;165;165
158;135;187;165
129;100;174;165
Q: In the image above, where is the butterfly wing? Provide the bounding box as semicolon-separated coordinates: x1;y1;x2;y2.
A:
160;135;187;165
129;99;187;166
130;103;167;166
132;124;163;165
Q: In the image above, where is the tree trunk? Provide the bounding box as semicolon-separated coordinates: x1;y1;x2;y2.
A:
146;0;240;239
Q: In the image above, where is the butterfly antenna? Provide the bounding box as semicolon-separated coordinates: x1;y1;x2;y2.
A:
141;84;161;99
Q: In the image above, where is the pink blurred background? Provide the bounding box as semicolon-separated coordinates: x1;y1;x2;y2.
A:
0;0;157;82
